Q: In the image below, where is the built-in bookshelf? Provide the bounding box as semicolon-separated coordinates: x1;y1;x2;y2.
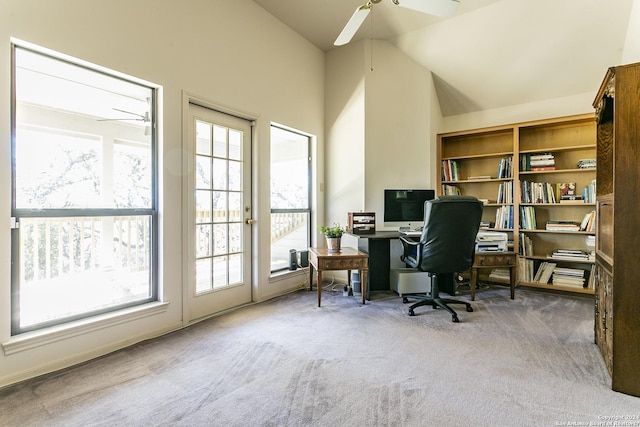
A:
438;114;596;295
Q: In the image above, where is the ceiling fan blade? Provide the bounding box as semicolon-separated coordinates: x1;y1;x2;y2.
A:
393;0;460;18
334;3;372;46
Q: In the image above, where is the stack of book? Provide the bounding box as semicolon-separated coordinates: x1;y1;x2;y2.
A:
577;159;596;169
548;249;593;262
521;152;555;171
545;220;580;232
552;267;586;288
533;261;557;284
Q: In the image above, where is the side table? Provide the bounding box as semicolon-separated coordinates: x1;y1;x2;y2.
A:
308;247;369;307
470;251;517;301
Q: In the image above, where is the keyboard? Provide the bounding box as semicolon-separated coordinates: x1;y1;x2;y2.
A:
401;230;422;237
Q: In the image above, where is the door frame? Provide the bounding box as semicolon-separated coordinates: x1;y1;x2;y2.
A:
181;92;259;325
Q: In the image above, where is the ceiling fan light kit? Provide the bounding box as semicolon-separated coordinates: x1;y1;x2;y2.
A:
334;0;460;46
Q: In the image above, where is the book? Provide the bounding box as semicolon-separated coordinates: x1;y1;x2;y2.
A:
556;182;577;199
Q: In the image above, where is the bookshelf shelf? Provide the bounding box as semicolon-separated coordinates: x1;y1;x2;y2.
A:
519;281;594;294
438;113;596;294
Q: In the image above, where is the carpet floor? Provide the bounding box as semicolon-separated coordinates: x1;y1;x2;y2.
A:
2;284;640;426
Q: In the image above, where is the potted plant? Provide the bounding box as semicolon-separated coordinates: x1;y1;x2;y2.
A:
319;223;345;252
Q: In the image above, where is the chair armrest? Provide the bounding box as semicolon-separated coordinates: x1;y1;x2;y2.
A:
399;236;423;268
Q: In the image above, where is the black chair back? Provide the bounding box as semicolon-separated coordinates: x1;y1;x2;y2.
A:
418;195;483;274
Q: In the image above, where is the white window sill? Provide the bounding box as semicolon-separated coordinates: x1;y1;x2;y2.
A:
2;301;170;356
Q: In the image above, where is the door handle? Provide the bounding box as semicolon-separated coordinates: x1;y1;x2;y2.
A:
245;218;256;225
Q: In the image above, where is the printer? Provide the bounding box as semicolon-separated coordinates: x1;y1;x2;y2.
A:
475;231;508;252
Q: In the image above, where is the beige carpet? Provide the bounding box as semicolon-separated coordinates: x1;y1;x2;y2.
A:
2;284;640;426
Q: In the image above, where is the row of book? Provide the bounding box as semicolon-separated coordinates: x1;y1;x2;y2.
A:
520;206;537;230
497;156;513;179
519;260;595;289
497;181;514;204
495;205;514;229
581;179;596;203
520;152;555;171
520;181;557;204
441;160;460;181
441;184;461;195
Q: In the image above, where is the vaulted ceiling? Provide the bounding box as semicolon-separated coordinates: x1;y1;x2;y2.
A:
253;0;636;116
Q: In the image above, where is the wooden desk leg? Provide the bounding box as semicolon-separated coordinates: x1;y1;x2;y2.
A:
509;266;516;299
309;264;314;291
317;270;322;307
470;268;478;301
360;269;367;305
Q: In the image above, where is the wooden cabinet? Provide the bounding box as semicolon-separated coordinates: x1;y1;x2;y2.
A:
438;114;596;295
593;62;640;397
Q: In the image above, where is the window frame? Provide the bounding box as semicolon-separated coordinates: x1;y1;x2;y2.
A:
269;124;312;273
10;42;159;335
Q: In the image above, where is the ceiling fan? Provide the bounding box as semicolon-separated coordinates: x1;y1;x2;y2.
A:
334;0;460;46
98;108;150;123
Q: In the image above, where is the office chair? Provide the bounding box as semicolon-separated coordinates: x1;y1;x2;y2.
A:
399;195;483;322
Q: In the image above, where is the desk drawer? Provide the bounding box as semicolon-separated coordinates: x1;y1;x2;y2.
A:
475;253;515;266
320;258;367;270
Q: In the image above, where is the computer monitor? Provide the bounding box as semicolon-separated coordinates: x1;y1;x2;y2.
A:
383;189;436;223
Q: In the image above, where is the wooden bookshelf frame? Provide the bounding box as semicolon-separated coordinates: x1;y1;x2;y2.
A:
438;113;596;295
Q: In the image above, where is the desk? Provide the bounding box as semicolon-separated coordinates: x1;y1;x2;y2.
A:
343;231;402;297
470;251;517;301
308;247;368;307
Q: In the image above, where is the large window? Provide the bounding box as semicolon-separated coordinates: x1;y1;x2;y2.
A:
11;44;158;334
270;126;311;272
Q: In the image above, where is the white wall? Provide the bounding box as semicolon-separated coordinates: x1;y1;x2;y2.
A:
0;0;324;387
324;39;436;232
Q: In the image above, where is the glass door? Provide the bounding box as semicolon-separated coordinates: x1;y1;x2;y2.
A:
186;103;253;321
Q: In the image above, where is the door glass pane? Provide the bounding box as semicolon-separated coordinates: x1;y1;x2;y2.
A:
213;158;228;190
196;156;212;189
196;190;211;223
213;191;228;223
213;125;227;158
196;258;212;293
229;130;242;160
196;121;211;155
213;256;228;289
196;224;212;257
229;253;242;284
229;192;242;222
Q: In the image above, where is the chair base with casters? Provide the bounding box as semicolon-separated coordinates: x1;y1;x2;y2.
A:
403;272;472;322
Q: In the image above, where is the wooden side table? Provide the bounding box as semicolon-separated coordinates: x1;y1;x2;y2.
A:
470;251;517;301
308;247;369;307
